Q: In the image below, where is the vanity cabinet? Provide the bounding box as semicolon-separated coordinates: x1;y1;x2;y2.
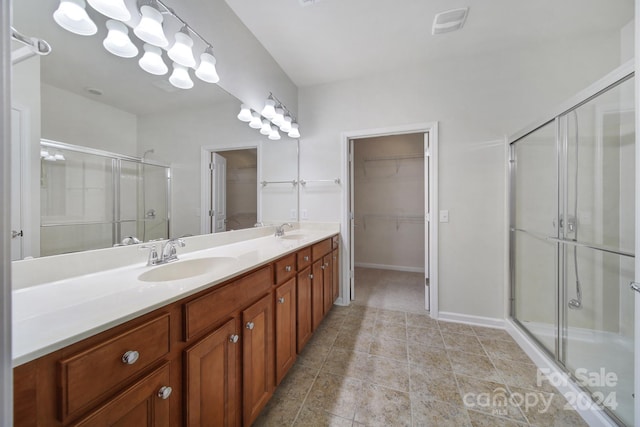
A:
184;318;240;426
13;233;339;427
274;277;297;384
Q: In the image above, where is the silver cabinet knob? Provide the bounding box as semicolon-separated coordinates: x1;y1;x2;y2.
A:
325;262;329;267
121;350;140;365
285;265;292;272
304;256;309;261
246;321;255;330
321;265;326;270
309;274;314;279
229;334;239;343
157;386;172;400
278;297;285;304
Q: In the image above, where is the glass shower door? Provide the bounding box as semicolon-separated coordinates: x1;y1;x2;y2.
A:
562;76;635;426
511;120;559;355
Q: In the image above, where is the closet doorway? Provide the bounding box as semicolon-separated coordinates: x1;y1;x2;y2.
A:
346;123;438;314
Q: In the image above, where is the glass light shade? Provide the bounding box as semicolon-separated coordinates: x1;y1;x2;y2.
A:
40;148;49;158
272;108;285;126
260;119;271;135
237;104;252;122
268;126;281;141
53;152;66;161
261;99;276;119
103;20;138;58
195;49;219;83
288;123;301;138
138;43;167;75
279;116;292;133
133;3;168;47
249;112;262;129
167;27;196;67
53;0;97;36
87;0;131;20
169;63;194;89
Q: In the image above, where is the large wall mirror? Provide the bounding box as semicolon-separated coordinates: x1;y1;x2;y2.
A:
10;0;299;259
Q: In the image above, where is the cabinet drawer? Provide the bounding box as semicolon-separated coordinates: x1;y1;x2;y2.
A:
297;247;311;270
184;266;273;341
311;239;332;261
58;313;170;421
275;253;297;284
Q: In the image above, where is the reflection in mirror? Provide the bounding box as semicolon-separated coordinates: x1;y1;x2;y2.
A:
10;0;300;258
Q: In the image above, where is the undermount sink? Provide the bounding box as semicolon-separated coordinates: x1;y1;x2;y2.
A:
138;257;237;282
278;233;308;241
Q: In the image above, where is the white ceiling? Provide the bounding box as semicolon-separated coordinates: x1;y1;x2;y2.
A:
225;0;634;87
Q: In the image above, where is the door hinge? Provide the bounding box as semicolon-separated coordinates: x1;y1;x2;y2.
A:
209;210;214;217
209;163;214;170
425;213;430;222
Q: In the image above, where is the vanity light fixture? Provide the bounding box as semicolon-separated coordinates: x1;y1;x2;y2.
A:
87;0;131;21
168;26;196;67
134;0;169;47
272;108;285;127
279;116;292;133
139;43;168;75
103;20;138;58
261;98;276;119
288;123;301;138
249;112;263;129
268;126;281;141
53;0;98;36
195;47;220;83
168;63;193;89
237;104;253;122
260;119;272;135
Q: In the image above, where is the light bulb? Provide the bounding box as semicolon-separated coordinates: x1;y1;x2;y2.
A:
288;123;301;139
280;116;292;133
169;63;194;89
261;99;276;119
195;47;219;83
249;112;262;129
272;108;285;126
168;27;196;68
138;43;167;75
260;119;271;135
103;20;138;58
134;1;168;47
237;104;252;122
268;126;281;141
87;0;131;21
53;0;97;36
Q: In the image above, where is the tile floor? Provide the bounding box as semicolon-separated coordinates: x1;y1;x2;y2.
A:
351;267;425;313
254;305;589;426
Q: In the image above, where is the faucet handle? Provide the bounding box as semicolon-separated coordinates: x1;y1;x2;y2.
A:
139;244;160;266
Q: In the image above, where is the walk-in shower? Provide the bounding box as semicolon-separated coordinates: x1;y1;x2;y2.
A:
509;66;635;426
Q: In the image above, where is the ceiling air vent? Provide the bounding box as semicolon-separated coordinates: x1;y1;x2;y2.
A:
432;7;469;35
299;0;321;6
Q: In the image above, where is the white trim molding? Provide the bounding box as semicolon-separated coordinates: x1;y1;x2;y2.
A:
438;311;506;329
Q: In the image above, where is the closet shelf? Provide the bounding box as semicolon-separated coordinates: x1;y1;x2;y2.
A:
360;214;424;230
363;153;423;176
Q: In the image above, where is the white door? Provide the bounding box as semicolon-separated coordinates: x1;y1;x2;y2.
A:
210;153;227;233
349;139;355;301
10;108;24;260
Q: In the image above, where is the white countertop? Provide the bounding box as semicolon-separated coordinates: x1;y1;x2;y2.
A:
12;224;339;366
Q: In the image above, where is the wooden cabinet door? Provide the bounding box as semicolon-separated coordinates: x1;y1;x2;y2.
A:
275;277;297;384
322;254;333;314
242;294;274;426
184;318;240;427
74;362;172;427
296;266;313;353
332;248;340;304
311;260;324;331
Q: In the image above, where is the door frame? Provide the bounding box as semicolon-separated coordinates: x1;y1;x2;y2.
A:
10;104;32;260
341;122;439;317
200;144;261;234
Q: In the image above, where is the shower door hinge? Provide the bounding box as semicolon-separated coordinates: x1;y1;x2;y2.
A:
209;210;214;217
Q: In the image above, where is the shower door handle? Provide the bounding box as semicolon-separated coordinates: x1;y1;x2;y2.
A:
630;282;640;293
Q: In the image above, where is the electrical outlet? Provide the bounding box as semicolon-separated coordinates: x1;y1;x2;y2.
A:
439;210;449;223
301;209;308;220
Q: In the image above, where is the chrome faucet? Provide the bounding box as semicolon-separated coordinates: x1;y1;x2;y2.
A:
274;223;293;237
139;238;186;266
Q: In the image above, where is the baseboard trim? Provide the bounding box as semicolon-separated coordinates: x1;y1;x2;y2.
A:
354;262;425;273
505;319;619;427
437;311;505;329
